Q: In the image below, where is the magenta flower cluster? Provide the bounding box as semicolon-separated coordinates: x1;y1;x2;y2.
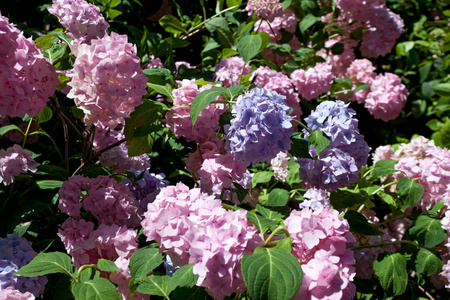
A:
47;0;109;44
0;145;39;186
141;182;262;299
298;101;370;191
285;207;356;300
67;32;148;129
226;88;294;165
0;234;47;298
0;14;58;119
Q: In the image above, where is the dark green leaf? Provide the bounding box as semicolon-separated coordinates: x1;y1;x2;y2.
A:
290;133;311;159
247;211;278;234
34;106;53;124
242;246;302;300
440;119;450;148
205;17;229;32
129;246;164;283
72;277;122;300
256;204;288;220
396;177;424;210
16;252;74;278
267;188;290;206
307;130;330;157
409;215;446;248
257;32;271;51
124;100;167;139
414;249;444;277
172;286;210;300
216;28;236;49
330;189;367;209
373;253;408;296
368;159;398;180
159;15;188;34
143;68;173;85
344;210;383;235
237;35;262;62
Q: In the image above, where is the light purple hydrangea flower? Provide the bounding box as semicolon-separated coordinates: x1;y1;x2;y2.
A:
226;88;293;166
0;234;47;297
297;100;370;191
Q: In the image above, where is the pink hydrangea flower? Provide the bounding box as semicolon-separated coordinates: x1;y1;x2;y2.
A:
291;63;335;100
213;57;251;87
270;151;291;182
58;175;141;227
0;145;39;186
345;59;376;103
335;0;385;22
285;207;356;299
67;32;147;129
47;0;109;44
0;287;35;300
165;80;227;143
110;257;149;300
92;121;150;173
364;73;408;121
246;0;284;21
0;14;59;119
143;55;163;69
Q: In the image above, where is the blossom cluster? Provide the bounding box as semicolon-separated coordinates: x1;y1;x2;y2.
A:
0;144;39;186
245;0;283;21
47;0;109;44
291;63;335;101
165;79;227;143
226;88;293;165
67;32;148;129
297;100;370;191
285;207;356;299
0;13;58;119
0;234;47;297
213;56;251;87
141;182;263;299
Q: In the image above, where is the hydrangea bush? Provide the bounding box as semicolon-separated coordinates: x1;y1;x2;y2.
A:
0;0;449;299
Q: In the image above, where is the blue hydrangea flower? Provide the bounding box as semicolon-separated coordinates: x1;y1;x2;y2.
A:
298;100;370;191
226;88;293;165
0;234;47;297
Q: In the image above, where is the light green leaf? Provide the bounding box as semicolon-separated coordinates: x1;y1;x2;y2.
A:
237;34;262;62
299;14;320;33
433;83;450;97
35;180;63;190
34;106;53;124
242;246;302;300
0;124;22;136
97;259;121;273
252;171;274;188
396;177;424;209
373;253;408;296
16;252;74;278
267;188;289;206
159;15;188;34
205;17;229;32
190;89;223;126
247;211;278;234
147;83;174;100
71;277;122;300
136;274;171;297
168;264;198;291
368;159;398;180
129;246;164;283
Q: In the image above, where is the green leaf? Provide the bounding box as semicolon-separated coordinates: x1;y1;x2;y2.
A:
168;264;198;291
409;215;446;248
247;211;278;234
147;83;174;100
35;180;63;190
172;286;210;300
330;189;367;209
143;68;173;85
290;133;311;159
16;252;74;278
205;17;229;32
374;253;408;296
299;14;320;33
414;249;444;277
129;246;164;283
285;158;301;185
48;43;70;65
0;124;22;136
307;130;330;157
34;105;53;124
433;83;450;97
216;28;236;49
237;34;262;62
267;188;290;206
35;165;69;180
97;259;121;273
377;191;396;206
396;177;424;210
71;277;122;300
275;237;292;252
281;0;291;10
252;171;274;188
190;89;223;126
257;32;271;51
440;119;450;148
159;15;188;34
256;204;287;220
79;268;100;282
368;159;398;180
344;210;383;235
124;100;166;140
242;246;302;300
136;274;171;297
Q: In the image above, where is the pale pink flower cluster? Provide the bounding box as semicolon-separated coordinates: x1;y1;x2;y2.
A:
0;287;35;300
284;207;356;300
252;66;302;126
143;54;163;69
67;32;147;129
47;0;109;44
0;145;39;186
270;151;291;182
345;59;376;103
291;63;335;100
141;182;263;299
213;57;251;87
110;257;149;300
373;136;450;210
58;219;138;268
58;175;141;227
254;9;300;64
440;211;450;288
246;0;284;21
165;79;227;142
0;14;59;119
364;73;408;121
299;188;330;212
92;121;150;173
